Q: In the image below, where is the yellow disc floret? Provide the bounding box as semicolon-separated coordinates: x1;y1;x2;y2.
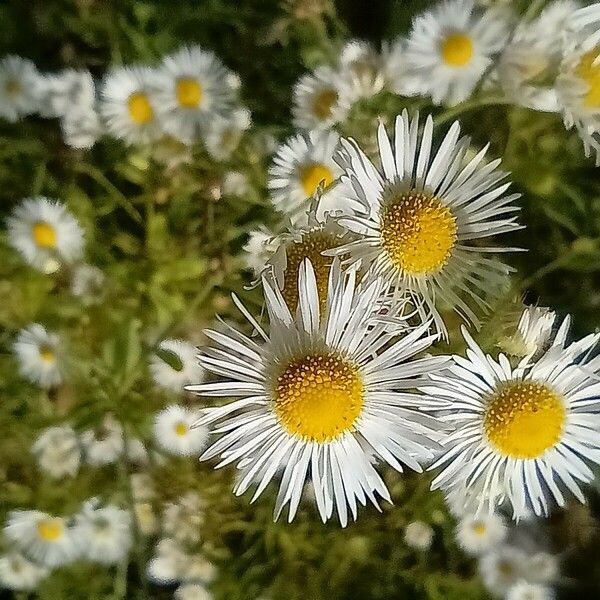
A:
174;422;189;437
441;33;474;67
176;77;203;108
39;346;55;363
273;353;364;442
575;48;600;108
299;163;334;197
32;222;57;249
484;381;566;459
380;190;457;275
127;92;154;124
37;518;64;542
312;88;338;120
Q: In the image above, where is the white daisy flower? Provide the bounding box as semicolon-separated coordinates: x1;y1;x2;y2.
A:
243;227;279;277
181;554;216;584
404;521;434;550
455;512;506;555
80;414;124;466
0;55;42;122
527;552;559;584
188;259;447;526
404;0;509;104
3;510;78;568
428;317;600;520
331;112;521;337
506;580;555;600
162;492;204;545
0;552;49;591
70;263;106;304
204;107;251;161
154;45;239;144
381;38;425;97
480;546;529;597
175;583;213;600
72;499;132;565
292;65;350;130
7;197;85;273
498;306;556;360
153;405;209;456
100;65;163;145
338;40;386;100
60;103;103;149
146;538;188;584
13;324;62;388
268;129;361;224
32;425;81;479
150;338;204;393
37;68;95;119
567;2;600;50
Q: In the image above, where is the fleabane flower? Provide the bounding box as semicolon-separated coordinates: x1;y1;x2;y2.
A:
331;112;521;337
80;414;124;466
0;552;49;591
338;40;386;100
7;197;85;273
38;68;96;119
13;324;62;388
498;306;556;361
506;581;555;600
480;546;529;597
32;425;81;479
100;65;163;144
404;0;509;104
0;55;42;122
187;259;446;526
455;512;507;555
204;107;251;160
150;338;204;393
427;318;600;520
3;511;78;568
153;405;209;456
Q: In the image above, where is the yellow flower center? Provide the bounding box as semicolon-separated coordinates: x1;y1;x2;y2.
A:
176;78;203;108
39;346;55;363
380;190;457;275
37;518;64;542
575;48;600;108
127;92;154;124
32;221;57;249
299;163;334;197
441;33;474;67
498;560;514;577
312;88;338;120
5;79;21;96
174;422;189;437
273;353;364;442
472;522;486;536
483;381;566;459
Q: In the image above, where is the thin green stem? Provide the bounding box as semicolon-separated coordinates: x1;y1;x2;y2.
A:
517;251;573;290
434;96;512;126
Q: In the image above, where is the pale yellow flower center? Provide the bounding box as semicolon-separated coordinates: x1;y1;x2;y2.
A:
32;221;57;248
176;78;203;108
312;88;338;120
380;190;457;275
174;422;189;437
472;522;486;536
39;346;55;363
441;33;474;67
5;79;21;96
484;382;566;459
575;48;600;108
127;92;154;124
299;163;334;197
273;353;364;442
37;518;64;542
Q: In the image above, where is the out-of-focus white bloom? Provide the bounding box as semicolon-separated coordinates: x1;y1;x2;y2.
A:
527;552;559;584
163;492;205;545
72;499;132;565
480;546;529;597
7;197;85;272
506;580;555;600
0;552;49;591
13;324;62;388
175;583;213;600
70;264;106;304
126;437;149;464
38;69;95;119
153;405;209;456
498;306;556;359
181;554;216;584
150;338;204;393
204;107;251;160
243;227;279;277
80;414;124;466
455;513;506;555
382;38;424;96
0;55;42;122
146;538;188;584
61;104;103;149
404;521;434;550
130;473;155;502
3;510;78;568
338;40;385;99
32;425;81;479
222;171;249;196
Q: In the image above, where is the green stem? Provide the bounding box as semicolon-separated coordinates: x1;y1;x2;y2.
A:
434;96;512;126
517;251;572;290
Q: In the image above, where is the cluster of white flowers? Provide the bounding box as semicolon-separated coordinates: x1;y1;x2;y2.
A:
0;45;249;155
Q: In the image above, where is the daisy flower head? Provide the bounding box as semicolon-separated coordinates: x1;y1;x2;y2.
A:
292;65;351;130
3;510;78;568
480;546;529;597
0;55;42;122
243;227;279;277
175;583;213;600
153;405;209;456
72;499;132;565
204;107;251;161
567;2;600;51
506;581;555;600
80;414;124;466
331;112;521;337
150;338;204;393
497;305;556;361
382;38;425;97
7;197;85;273
404;521;434;550
338;40;386;100
147;538;188;584
527;552;559;584
13;324;62;388
100;65;163;145
188;259;447;526
154;45;239;144
37;68;95;119
428;318;600;520
60;103;103;150
268;129;360;225
70;263;106;304
0;552;49;591
404;0;509;105
455;512;506;555
32;425;81;479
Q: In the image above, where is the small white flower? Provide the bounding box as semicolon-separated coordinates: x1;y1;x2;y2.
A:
498;306;556;360
61;104;103;149
126;437;149;464
70;264;106;304
455;512;506;555
204;107;251;160
3;510;78;568
0;552;49;591
163;492;205;545
0;55;42;122
150;339;204;393
80;414;124;466
175;583;213;600
243;227;279;277
404;521;434;550
181;554;216;584
38;69;95;119
382;38;424;96
13;324;62;388
7;197;85;272
526;552;559;584
72;499;132;565
222;171;249;196
32;425;81;479
479;546;529;597
506;580;555;600
338;40;386;100
153;405;209;456
146;538;188;584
